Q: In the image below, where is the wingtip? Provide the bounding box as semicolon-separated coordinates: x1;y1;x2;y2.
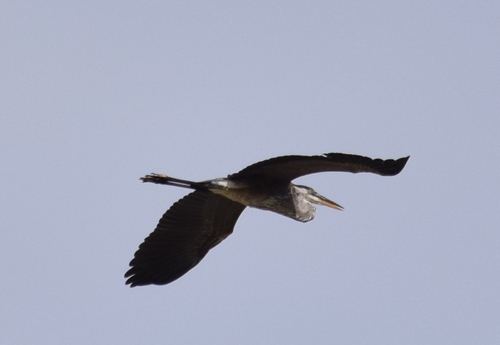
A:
392;155;410;175
375;155;410;176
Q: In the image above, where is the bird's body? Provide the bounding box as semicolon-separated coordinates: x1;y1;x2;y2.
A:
125;152;409;287
212;182;341;221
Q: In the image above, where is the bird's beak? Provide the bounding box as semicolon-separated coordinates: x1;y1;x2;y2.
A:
310;192;344;211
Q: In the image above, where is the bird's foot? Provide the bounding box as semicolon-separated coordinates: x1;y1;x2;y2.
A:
140;173;169;184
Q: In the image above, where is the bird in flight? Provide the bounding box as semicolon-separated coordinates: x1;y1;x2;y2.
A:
125;152;409;287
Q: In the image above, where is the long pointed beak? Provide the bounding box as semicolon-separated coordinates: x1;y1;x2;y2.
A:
309;193;344;211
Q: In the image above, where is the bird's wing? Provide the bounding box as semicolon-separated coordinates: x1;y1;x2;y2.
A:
231;152;409;181
125;190;246;287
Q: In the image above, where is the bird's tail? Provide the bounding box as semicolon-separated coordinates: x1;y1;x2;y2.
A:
140;174;204;190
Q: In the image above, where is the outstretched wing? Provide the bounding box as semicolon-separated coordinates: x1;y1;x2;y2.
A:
231;152;409;181
125;190;246;287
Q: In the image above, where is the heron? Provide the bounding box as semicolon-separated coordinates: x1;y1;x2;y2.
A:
125;152;409;287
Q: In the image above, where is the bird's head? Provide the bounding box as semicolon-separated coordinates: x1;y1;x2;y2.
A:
294;185;344;211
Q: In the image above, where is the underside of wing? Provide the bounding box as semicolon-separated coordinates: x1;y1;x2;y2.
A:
125;190;246;287
231;152;409;181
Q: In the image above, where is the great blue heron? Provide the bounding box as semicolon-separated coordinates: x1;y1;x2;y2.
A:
125;152;409;287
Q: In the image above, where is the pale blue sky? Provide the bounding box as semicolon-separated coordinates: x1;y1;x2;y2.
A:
1;2;499;344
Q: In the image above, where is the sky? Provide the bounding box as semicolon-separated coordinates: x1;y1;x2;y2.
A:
1;1;499;344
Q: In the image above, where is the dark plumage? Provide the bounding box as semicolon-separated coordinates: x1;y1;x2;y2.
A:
125;152;409;287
